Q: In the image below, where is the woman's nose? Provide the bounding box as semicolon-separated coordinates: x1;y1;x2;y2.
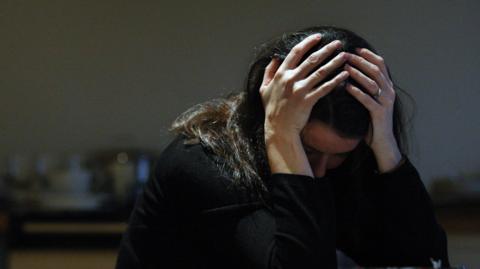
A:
313;154;329;178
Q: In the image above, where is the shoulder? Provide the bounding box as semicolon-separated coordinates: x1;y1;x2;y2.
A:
154;134;231;188
146;134;249;212
154;134;217;181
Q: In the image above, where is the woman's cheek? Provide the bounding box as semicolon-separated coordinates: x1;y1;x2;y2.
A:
326;156;348;169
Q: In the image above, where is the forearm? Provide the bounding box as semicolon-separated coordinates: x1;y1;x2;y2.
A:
236;173;337;269
265;131;313;177
367;157;449;266
371;135;403;174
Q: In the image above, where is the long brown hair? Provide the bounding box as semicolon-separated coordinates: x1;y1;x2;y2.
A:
170;26;414;202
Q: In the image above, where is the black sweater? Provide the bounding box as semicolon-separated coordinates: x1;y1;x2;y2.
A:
115;135;449;268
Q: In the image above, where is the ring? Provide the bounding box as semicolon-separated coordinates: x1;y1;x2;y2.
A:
373;88;382;98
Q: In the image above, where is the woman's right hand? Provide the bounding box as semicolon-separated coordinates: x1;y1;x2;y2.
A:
260;34;349;176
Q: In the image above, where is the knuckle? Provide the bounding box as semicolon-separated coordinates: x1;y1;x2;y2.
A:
314;68;327;78
387;94;396;103
391;88;397;97
317;80;328;89
290;47;303;57
349;67;358;76
293;81;307;92
378;73;386;82
332;55;343;65
328;41;339;49
372;66;381;74
306;54;319;64
321;80;334;90
281;71;296;83
357;91;366;100
335;74;346;83
259;88;268;97
275;71;286;81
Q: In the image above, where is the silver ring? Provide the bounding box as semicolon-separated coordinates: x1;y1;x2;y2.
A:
374;88;382;98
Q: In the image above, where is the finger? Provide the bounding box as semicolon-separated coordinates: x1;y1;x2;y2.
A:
299;51;347;90
346;53;390;90
344;64;380;97
356;48;390;80
261;58;280;87
294;40;343;79
305;71;349;102
345;83;380;111
278;33;322;72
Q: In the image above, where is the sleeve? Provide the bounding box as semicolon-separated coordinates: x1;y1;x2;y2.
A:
115;137;207;269
350;156;450;267
237;173;338;269
116;136;339;269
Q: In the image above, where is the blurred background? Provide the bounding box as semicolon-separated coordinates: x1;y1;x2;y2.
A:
1;0;479;268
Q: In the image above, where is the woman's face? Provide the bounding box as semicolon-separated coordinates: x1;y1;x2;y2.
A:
301;120;361;178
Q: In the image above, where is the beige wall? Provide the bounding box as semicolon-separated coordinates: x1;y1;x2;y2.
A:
1;0;479;186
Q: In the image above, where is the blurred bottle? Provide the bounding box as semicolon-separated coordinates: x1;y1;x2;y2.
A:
135;154;150;196
109;152;135;205
34;153;60;191
6;154;35;189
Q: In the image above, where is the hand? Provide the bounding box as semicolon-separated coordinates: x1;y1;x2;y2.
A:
261;34;349;139
344;48;402;173
260;33;349;176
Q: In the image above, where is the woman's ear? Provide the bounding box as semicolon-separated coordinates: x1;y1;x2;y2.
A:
364;124;373;146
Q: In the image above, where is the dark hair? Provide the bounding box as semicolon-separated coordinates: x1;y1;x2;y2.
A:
171;26;414;202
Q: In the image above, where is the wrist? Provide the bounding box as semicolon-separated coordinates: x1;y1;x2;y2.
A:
264;131;313;177
264;122;299;144
374;146;403;174
380;155;406;174
265;130;296;144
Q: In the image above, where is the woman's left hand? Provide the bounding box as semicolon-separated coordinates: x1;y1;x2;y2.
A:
344;48;403;173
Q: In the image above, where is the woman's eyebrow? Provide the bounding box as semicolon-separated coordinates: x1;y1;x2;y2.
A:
303;143;354;155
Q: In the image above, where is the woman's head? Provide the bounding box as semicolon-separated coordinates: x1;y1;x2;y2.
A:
241;26;410;174
172;26;412;201
245;26;380;140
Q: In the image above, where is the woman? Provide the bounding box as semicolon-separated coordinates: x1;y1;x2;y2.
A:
116;26;449;268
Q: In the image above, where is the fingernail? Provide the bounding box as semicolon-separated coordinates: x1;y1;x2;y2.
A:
356;48;362;53
272;53;282;60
